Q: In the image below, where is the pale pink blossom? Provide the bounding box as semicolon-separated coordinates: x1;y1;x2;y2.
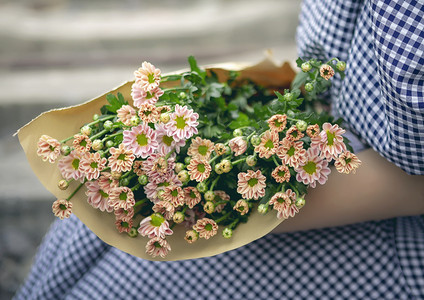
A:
213;190;230;213
58;150;84;182
165;104;199;140
311;122;347;161
144;173;181;203
269;189;299;219
271;165;291;183
97;172;119;193
142;153;176;183
155;123;185;155
237;170;267;200
295;147;331;188
132;160;145;176
85;180;113;212
108;186;135;210
37;135;61;163
115;218;133;233
183;187;202;208
145;237;171;258
254;130;279;159
276;138;307;168
138;213;173;239
335;151;361;174
72;134;92;153
52;199;73;220
152;200;175;220
306;124;320;138
80;152;107;180
187;137;215;160
162;186;184;207
131;83;163;107
233;199;249;215
138;103;160;124
122;123;158;158
117;105;136;126
228;136;247;157
267;114;287;132
134;61;161;92
108;144;135;173
114;207;135;220
285;125;304;142
193;218;218;240
187;157;211;182
320;64;335;80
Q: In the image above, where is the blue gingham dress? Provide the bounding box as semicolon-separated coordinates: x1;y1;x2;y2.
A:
15;0;424;299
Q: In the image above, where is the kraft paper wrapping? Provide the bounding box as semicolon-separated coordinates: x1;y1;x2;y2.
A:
17;56;296;261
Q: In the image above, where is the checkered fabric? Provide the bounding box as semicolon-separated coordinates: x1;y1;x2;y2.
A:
15;1;424;299
297;0;424;175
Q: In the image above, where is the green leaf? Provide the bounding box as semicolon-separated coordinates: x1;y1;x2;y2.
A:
188;56;206;80
291;71;309;90
228;112;250;130
296;57;305;68
103;93;128;114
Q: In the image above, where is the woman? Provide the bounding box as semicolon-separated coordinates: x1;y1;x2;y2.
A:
15;0;424;299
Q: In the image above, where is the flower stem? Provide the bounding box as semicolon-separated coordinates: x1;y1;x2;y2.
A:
90;129;109;141
209;154;220;165
215;211;232;224
85;115;115;127
232;157;246;166
131;183;141;192
227;218;240;230
60;136;75;144
272;156;280;167
101;130;123;142
210;176;220;191
66;182;84;201
134;198;148;208
162;86;188;93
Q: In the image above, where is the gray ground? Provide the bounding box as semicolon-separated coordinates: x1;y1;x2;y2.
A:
0;0;300;298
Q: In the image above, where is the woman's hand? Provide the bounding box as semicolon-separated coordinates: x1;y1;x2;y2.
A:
272;148;424;233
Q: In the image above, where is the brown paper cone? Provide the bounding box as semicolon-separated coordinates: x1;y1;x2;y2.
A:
17;55;296;261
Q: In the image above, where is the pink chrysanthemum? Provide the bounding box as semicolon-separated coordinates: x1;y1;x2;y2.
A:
183;187;202;209
269;189;299;219
187;158;211;182
193;218;218;240
155;123;186;155
213;190;230;213
276;138;307;168
97;171;119;192
108;144;135;173
138;103;160;124
52;199;73;220
85;180;113;212
72;134;92;153
144;173;181;203
254;130;279;159
134;61;161;92
114;207;135;221
306;124;320;138
138;213;173;239
237;170;267;200
79;152;107;181
108;186;135;210
117;105;136;126
162;186;184;207
311;122;347;161
115;218;133;234
122;123;158;158
187;137;215;160
142;153;176;183
228;136;247;157
37;135;61;163
267;114;287;132
132;160;145;176
152;200;175;220
131;83;163;107
233;199;249;215
320;64;335;80
335;151;362;174
214;143;227;156
58;150;84;182
295;147;331;188
285;125;304;142
165;104;199;140
271;165;291;183
145;237;171;258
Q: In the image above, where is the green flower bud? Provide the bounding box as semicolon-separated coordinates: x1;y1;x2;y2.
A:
196;181;208;193
257;203;269;215
233;128;243;137
203;201;216;214
305;82;314;92
287;110;296;118
104;120;114;131
120;177;130;186
296;120;308;132
105;140;115;148
80;125;92;136
160;113;170;124
156;189;166;201
214;163;224;175
221;159;232;173
60;145;71;156
222;227;233;239
130;115;140;126
283;92;293;101
128;227;138;238
301;62;312;72
177;170;190;183
179;92;187;99
250;135;261;146
175;162;185;174
93;114;100;121
246;155;257;167
58;179;69;190
173;211;185;224
295;197;306;208
92;139;103;151
336;61;346;72
204;190;215;201
184;156;191;165
138;174;149;185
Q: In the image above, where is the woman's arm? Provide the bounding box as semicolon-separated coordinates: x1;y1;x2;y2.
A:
272;148;424;233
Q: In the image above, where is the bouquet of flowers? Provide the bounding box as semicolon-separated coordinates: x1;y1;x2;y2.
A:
19;55;361;260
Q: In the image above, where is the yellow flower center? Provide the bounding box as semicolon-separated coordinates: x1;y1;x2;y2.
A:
119;192;127;201
162;135;174;146
197;163;206;173
326;130;336;146
59;204;67;210
150;213;165;227
287;146;295;156
198;145;209;156
277;197;285;204
264;140;274;149
99;190;109;198
118;154;126;161
190;191;197;198
90;162;98;169
171;189;179;197
303;161;317;175
204;223;213;231
148;73;155;84
278;170;286;177
136;133;148;146
248;178;258;187
175;116;187;129
72;158;80;170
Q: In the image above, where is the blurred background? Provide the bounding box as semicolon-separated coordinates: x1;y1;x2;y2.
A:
0;0;301;298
